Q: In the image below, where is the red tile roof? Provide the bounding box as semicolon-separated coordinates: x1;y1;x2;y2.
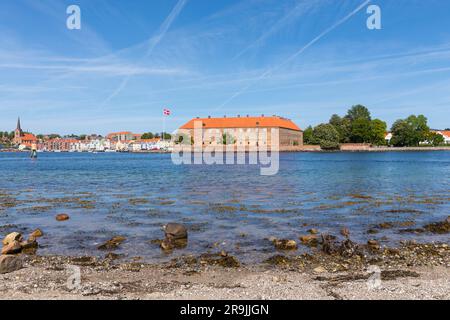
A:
21;133;37;141
439;130;450;137
180;116;301;131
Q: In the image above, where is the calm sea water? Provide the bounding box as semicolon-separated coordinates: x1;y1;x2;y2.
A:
0;151;449;263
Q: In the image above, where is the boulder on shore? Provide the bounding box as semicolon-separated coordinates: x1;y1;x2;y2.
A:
0;255;23;274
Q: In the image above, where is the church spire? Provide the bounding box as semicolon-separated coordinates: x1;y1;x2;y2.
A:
16;117;21;132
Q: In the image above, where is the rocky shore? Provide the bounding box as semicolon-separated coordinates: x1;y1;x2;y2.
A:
0;217;449;300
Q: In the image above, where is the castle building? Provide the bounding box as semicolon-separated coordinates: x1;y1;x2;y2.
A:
178;115;303;147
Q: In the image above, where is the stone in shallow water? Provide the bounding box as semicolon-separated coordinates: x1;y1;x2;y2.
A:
273;239;297;250
56;214;70;221
0;255;23;274
164;223;188;240
423;219;450;234
2;232;23;246
1;240;22;255
340;228;350;238
97;236;126;251
30;229;43;238
299;235;318;247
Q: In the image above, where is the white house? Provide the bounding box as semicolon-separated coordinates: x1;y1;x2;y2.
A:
437;131;450;144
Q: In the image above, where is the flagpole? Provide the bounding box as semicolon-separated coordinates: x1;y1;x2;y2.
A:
163;114;166;142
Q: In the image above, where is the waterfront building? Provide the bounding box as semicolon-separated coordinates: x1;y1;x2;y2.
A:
13;117;38;148
385;132;392;144
107;131;139;142
436;130;450;144
40;138;78;152
178;115;303;147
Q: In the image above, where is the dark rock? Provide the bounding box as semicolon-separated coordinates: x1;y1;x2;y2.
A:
160;238;174;251
20;239;38;255
378;222;394;229
199;253;240;268
338;239;359;257
98;236;126;251
273;239;297;250
321;234;339;255
367;239;380;251
423;220;450;234
299;235;318;247
264;255;292;266
164;223;188;240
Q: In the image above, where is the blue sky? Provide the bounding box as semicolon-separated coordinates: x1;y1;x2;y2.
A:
0;0;449;135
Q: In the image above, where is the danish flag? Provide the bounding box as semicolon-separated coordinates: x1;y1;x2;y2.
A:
163;108;171;116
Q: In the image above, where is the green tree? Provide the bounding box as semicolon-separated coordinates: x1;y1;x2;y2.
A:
162;132;171;140
351;118;372;143
370;119;387;146
390;120;413;147
313;124;340;150
427;132;445;146
391;115;430;147
329;114;351;143
222;133;235;145
346;104;371;122
303;126;315;144
141;132;154;139
407;115;429;145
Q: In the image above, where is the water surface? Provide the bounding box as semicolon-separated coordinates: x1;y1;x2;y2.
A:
0;151;449;263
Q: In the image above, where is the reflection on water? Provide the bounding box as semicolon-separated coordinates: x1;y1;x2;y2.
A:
0;151;449;263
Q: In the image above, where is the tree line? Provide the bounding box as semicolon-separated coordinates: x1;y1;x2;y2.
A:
303;105;445;150
141;132;171;140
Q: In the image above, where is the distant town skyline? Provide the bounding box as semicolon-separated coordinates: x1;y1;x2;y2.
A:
1;0;450;134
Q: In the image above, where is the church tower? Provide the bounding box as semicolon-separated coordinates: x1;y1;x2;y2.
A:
14;117;23;144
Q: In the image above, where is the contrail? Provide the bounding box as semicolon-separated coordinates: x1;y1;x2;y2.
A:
102;0;188;105
233;0;315;60
216;0;371;111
